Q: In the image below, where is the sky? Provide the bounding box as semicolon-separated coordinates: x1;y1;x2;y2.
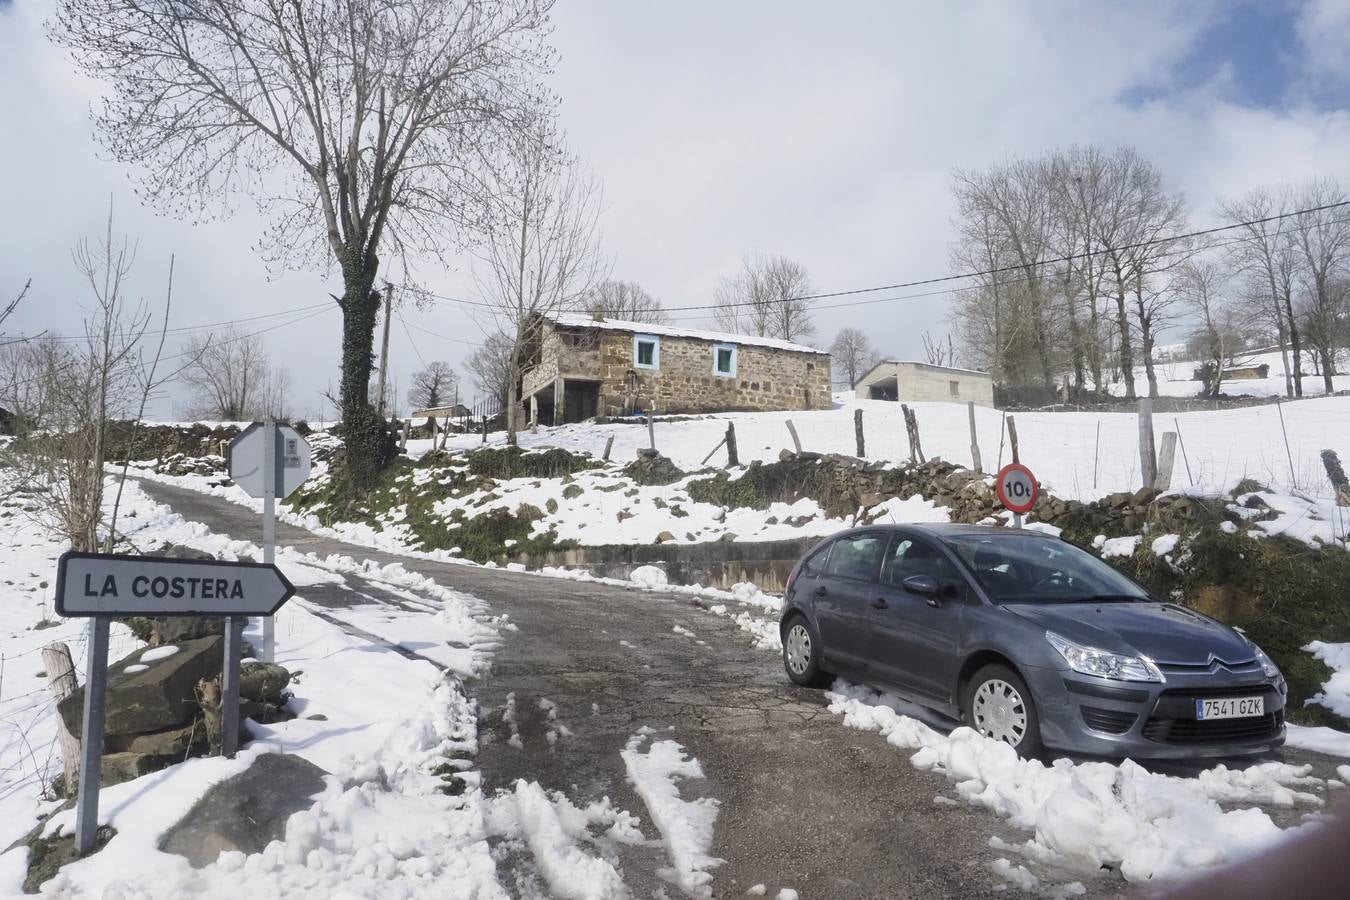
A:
2;0;1350;419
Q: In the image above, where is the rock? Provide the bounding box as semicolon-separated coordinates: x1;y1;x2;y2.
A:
857;493;883;509
1131;486;1159;506
239;662;291;703
59;634;224;737
102;750;174;786
778;449;796;462
108;720;207;756
159;753;328;868
654;531;677;544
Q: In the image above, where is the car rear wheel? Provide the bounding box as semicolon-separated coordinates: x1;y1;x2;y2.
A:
964;664;1043;758
782;616;830;687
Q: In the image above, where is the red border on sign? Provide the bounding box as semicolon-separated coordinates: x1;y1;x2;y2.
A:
995;463;1039;514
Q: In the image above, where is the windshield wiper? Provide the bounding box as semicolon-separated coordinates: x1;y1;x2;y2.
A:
1077;594;1148;603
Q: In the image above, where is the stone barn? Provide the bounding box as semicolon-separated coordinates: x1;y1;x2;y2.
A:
854;360;994;406
519;313;832;423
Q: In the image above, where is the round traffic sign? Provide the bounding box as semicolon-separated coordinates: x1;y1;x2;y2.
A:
995;463;1038;514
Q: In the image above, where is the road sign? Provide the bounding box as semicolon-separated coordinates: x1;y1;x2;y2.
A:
995;462;1039;518
229;423;311;499
55;551;295;856
55;552;294;617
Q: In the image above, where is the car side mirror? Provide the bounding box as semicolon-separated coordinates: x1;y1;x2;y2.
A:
902;574;940;598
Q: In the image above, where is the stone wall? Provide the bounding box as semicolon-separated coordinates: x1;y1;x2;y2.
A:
593;330;832;415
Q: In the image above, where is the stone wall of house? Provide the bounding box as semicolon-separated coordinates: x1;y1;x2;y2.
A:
522;326;604;399
593;331;831;414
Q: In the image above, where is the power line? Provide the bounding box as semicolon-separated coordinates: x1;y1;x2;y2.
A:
0;301;333;346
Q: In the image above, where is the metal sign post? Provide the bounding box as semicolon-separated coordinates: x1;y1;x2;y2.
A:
54;552;294;855
995;462;1039;529
228;422;310;664
74;617;109;856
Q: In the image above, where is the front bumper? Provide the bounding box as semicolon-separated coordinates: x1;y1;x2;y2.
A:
1022;663;1286;760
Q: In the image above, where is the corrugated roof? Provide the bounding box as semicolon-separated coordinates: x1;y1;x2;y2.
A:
548;312;829;355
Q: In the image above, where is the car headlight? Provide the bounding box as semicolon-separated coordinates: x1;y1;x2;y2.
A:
1046;631;1164;683
1234;629;1281;679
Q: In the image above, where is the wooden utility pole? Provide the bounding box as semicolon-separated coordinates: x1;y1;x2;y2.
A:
375;282;394;419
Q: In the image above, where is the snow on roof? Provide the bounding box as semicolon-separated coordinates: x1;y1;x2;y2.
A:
858;359;993;382
547;312;830;355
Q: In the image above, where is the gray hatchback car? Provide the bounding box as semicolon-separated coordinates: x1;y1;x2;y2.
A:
779;524;1286;759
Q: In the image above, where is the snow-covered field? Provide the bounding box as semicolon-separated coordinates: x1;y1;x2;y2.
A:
421;394;1350;507
1105;349;1350;401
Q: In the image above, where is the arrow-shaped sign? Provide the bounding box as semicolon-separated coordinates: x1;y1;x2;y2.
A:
55;552;295;617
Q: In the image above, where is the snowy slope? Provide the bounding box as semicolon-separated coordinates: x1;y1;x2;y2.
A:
1105;349;1350;399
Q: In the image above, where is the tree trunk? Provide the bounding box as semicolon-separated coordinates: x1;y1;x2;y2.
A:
1274;310;1292;399
42;643;81;796
1320;348;1335;394
1064;278;1085;396
338;259;389;494
1135;294;1159;399
1111;260;1135;399
1283;292;1304;397
1087;294;1103;391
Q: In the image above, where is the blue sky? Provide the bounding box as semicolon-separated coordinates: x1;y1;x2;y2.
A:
2;0;1349;417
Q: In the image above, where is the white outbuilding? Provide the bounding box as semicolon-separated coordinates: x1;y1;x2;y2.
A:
854;360;995;406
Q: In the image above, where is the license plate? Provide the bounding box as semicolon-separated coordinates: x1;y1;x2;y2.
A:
1195;696;1264;720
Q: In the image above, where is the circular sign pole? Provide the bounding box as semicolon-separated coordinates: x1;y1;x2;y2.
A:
995;462;1039;529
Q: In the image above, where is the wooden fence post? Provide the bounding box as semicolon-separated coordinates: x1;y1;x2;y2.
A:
603;435;614;462
399;419;410;452
726;422;739;467
967;401;982;473
1322;450;1349;505
901;405;917;463
1007;415;1020;465
1137;398;1156;489
1155;432;1178;491
785;420;803;455
854;408;865;458
42;643;80;796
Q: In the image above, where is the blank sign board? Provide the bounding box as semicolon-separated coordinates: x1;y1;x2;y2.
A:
229;423;312;499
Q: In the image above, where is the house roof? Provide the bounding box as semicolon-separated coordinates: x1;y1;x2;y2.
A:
547;312;830;355
854;359;993;386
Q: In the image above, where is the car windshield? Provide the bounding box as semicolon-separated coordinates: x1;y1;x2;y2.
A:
943;533;1151;603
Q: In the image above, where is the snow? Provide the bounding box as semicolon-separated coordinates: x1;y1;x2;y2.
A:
621;734;722;897
1097;535;1141;558
630;565;669;589
827;681;1327;884
139;644;180;663
1151;533;1180;556
1105;348;1350;400
548;312;829;356
1305;641;1350;717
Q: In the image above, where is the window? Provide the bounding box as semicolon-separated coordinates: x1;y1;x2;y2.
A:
826;533;886;581
713;343;737;377
944;534;1151;603
802;546;830;576
634;334;660;369
949;380;961;398
883;536;962;594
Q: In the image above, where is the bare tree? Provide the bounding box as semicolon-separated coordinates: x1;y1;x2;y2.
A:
53;0;558;493
408;362;459;411
15;214;177;551
1178;260;1242;397
1220;186;1305;397
713;255;816;342
474;120;606;443
922;331;957;367
830;327;878;387
468;330;513;408
1290;179;1350;393
579;280;666;323
179;325;290;420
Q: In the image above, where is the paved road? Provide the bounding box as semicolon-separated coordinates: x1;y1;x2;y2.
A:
134;478;1135;898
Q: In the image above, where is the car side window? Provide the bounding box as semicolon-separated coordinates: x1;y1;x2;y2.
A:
825;533;885;581
883;536;963;594
802;545;830;576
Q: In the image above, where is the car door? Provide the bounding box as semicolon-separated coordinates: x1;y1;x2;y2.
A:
810;531;887;675
869;534;969;704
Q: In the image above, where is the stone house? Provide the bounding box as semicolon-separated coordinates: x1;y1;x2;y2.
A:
853;360;995;406
519;313;832;423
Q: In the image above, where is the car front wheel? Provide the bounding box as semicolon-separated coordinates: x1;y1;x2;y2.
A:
964;664;1044;758
782;616;830;687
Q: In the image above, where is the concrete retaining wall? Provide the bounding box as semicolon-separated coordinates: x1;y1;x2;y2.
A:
505;536;825;593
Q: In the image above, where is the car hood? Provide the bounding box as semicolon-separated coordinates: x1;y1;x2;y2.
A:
1002;601;1256;665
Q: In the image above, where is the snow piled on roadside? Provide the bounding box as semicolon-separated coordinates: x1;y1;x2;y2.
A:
827;681;1325;885
621;734;723;897
1305;641;1350;718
